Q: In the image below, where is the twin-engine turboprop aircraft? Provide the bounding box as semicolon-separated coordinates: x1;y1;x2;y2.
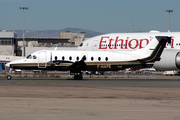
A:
6;36;171;80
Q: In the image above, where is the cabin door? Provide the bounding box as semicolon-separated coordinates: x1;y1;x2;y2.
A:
38;51;47;68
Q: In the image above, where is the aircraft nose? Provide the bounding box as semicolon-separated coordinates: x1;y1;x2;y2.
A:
5;63;11;73
5;62;10;68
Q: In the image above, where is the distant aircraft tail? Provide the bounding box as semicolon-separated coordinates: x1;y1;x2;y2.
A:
148;36;171;61
133;36;171;62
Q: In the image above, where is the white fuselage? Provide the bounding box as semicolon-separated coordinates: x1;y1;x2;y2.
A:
76;31;178;51
76;31;180;70
6;50;150;71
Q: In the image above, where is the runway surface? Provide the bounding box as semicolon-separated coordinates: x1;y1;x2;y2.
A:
0;77;180;120
1;77;180;87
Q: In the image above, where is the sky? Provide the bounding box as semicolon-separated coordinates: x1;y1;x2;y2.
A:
0;0;180;33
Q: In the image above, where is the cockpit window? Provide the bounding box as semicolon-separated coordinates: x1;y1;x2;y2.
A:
79;43;83;47
33;55;37;59
26;54;32;59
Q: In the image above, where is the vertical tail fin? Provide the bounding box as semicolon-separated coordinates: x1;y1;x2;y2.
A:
149;36;171;61
136;36;171;62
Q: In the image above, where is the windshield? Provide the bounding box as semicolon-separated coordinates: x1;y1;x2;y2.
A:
33;55;37;59
26;54;32;59
79;43;83;47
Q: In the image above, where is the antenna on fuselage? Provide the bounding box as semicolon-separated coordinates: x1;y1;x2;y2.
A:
54;47;57;50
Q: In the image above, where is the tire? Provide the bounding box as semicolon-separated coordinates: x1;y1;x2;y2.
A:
7;75;12;80
78;75;82;80
74;75;83;80
74;75;78;80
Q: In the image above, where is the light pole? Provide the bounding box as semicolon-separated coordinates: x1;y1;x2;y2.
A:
166;10;173;32
19;7;28;57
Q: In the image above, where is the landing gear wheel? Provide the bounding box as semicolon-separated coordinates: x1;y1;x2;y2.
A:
74;75;78;80
78;75;82;80
7;75;12;80
74;75;83;80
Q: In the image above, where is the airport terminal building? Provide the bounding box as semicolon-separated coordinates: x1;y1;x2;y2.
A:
0;30;86;62
0;30;17;56
0;30;18;71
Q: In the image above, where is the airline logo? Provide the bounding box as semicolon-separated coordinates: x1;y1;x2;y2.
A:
98;36;174;50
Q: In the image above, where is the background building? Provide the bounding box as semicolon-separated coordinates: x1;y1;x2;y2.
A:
59;31;86;46
0;30;22;70
0;30;87;57
0;30;17;56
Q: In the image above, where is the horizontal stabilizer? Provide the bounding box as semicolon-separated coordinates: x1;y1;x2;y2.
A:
155;36;171;43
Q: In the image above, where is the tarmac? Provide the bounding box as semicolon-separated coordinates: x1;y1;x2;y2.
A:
0;76;180;120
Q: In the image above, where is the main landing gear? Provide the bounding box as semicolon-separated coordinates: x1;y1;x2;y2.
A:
72;72;83;80
74;74;83;80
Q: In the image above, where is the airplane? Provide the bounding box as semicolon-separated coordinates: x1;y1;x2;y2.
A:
5;36;170;80
76;31;180;71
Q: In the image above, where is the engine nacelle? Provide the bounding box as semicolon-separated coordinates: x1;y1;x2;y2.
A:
153;50;180;70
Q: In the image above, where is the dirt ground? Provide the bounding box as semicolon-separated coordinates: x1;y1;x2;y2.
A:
0;86;180;120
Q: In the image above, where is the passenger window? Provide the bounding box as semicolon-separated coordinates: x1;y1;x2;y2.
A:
91;57;94;61
55;56;57;60
98;57;101;61
69;56;72;60
62;56;65;61
76;56;79;61
105;57;108;61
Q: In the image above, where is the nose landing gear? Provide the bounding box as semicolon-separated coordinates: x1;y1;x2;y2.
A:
7;75;12;80
5;66;12;80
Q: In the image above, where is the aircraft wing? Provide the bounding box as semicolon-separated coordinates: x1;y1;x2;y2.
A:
53;60;73;64
47;55;87;73
67;55;87;73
